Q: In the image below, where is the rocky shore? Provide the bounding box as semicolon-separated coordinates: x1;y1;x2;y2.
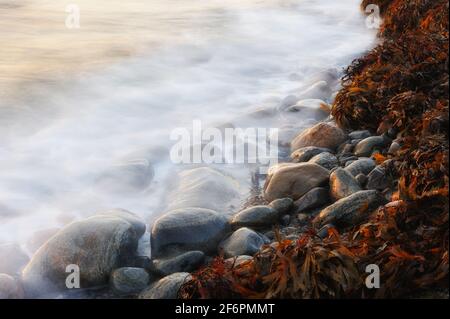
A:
1;0;448;299
0;120;401;299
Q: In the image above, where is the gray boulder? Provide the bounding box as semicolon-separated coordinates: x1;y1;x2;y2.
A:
166;167;242;213
329;168;362;201
264;163;330;202
22;210;146;297
367;166;390;190
151;208;230;258
291;122;346;152
309;152;339;170
354;136;388;157
294;187;330;213
348;130;371;140
153;251;205;276
314;190;386;228
0;273;24;299
139;272;191;299
0;243;29;276
268;198;294;215
290;146;332;163
110;267;151;295
345;158;376;176
219;228;267;258
231;206;278;229
388;141;401;155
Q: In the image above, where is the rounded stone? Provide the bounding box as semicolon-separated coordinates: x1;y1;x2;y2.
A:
110;267;150;295
219;228;266;258
329;168;362;201
151;208;230;258
231;206;278;229
291;122;347;151
264;163;330;202
139;272;191;299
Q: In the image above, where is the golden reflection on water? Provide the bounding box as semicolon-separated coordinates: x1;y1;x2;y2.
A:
0;0;278;96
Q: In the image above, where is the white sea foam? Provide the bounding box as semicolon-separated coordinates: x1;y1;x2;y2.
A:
0;0;376;245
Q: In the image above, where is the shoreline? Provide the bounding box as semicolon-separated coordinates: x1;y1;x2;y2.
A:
1;0;448;299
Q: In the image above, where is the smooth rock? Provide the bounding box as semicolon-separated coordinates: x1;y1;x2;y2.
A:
367;166;390;190
153;251;205;276
309;152;339;170
22;211;146;297
151;208;230;258
110;267;150;295
329;168;362;201
290;146;332;163
388;141;401;155
166;167;242;213
314;190;386;228
231;206;278;229
354;136;388;157
345;160;357;167
294;187;330;213
268;198;294;215
291;122;346;152
0;243;29;276
219;228;266;258
0;274;24;299
345;158;376;176
139;272;191;299
339;155;359;166
348;130;371;140
263;163;330;202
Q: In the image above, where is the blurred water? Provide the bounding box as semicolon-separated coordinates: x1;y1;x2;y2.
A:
0;0;375;245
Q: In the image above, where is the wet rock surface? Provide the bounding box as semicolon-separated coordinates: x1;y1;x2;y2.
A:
263;163;330;202
151;207;230;258
22;210;146;297
219;228;267;258
314;190;387;228
354;136;389;157
139;272;191;299
153;251;205;276
291;146;332;163
231;206;278;229
110;267;151;295
294;187;330;213
308;152;339;170
345;158;376;176
329;168;361;201
291;122;347;151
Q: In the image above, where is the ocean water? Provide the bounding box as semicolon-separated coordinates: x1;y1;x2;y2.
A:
0;0;376;247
